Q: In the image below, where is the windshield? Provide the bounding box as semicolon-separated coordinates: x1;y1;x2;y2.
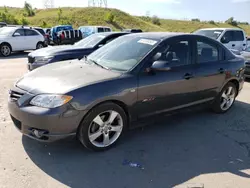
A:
194;29;223;39
87;35;159;71
0;27;14;36
74;33;106;48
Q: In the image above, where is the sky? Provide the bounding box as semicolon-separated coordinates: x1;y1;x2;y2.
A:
0;0;250;22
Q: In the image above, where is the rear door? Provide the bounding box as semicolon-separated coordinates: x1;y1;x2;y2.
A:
24;29;40;49
194;36;227;100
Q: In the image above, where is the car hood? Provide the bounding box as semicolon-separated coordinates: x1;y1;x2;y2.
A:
29;45;92;57
16;60;122;94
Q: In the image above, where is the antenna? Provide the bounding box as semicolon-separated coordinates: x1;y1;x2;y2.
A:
44;0;54;8
88;0;108;8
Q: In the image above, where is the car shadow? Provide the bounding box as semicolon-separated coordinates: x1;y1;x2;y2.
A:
0;51;29;59
22;100;250;188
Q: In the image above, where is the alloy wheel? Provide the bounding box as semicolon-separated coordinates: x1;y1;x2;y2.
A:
220;86;236;111
88;110;123;148
37;43;44;49
1;45;11;56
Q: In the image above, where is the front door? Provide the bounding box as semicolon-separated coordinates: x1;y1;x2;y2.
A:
137;37;198;118
194;37;227;100
24;29;40;50
11;29;26;51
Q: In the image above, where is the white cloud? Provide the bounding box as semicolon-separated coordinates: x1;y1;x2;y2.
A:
145;0;181;4
232;0;250;3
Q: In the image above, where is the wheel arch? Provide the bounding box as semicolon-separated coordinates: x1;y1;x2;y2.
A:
0;42;12;51
76;99;131;134
221;78;240;96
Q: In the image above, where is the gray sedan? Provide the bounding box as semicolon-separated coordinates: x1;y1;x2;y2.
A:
8;32;245;151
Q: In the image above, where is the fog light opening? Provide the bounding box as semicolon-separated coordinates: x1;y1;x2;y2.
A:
30;128;49;140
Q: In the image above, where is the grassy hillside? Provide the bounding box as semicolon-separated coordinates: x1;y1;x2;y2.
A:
1;6;250;35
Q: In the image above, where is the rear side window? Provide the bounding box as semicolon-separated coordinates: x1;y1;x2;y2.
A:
222;30;244;42
104;28;111;32
35;29;45;35
233;31;244;41
97;28;104;33
25;29;39;36
197;40;219;63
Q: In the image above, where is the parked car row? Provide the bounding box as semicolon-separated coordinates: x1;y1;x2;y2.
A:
8;31;246;151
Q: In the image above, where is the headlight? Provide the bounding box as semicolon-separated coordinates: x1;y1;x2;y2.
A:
35;56;53;63
30;94;73;108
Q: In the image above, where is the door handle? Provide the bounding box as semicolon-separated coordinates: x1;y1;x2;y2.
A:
183;73;193;80
243;44;246;46
232;44;235;47
218;68;225;73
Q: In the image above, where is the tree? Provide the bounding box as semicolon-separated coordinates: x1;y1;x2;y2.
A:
24;1;35;16
152;15;161;25
57;8;63;22
19;17;29;25
104;12;115;23
208;20;215;24
225;17;238;26
191;18;200;22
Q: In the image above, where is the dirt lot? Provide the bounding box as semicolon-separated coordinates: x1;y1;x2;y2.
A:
1;53;250;188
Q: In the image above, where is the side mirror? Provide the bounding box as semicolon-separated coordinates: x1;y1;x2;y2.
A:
13;33;21;37
221;37;229;44
150;60;171;72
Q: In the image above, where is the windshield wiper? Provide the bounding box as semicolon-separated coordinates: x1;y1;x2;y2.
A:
87;58;110;70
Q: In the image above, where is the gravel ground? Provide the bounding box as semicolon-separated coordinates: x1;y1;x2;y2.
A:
1;53;250;188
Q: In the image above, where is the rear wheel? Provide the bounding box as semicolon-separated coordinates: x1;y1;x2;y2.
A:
212;82;237;113
36;42;44;49
78;102;128;151
0;43;11;57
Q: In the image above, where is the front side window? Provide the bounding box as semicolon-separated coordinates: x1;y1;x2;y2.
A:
222;31;233;42
87;36;160;71
98;28;104;33
197;40;219;63
152;40;190;67
14;29;25;36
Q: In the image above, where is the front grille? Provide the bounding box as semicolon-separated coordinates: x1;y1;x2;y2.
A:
10;115;21;130
9;90;24;102
28;56;35;64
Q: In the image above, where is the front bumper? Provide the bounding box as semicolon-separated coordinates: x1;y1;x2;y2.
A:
8;88;86;142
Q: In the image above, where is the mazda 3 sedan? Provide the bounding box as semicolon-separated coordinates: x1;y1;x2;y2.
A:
8;32;245;151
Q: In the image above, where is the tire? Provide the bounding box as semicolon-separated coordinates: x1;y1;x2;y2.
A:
78;102;128;151
212;82;237;113
36;42;44;49
0;43;12;57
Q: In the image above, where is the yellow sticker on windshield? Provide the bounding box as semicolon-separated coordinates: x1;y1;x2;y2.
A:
138;39;157;46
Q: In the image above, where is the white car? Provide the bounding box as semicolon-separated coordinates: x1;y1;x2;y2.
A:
194;28;247;51
0;27;45;57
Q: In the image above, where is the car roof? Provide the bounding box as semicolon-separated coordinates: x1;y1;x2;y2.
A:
198;27;244;31
124;32;189;40
96;31;130;36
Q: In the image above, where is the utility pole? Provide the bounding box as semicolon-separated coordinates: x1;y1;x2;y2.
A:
44;0;54;8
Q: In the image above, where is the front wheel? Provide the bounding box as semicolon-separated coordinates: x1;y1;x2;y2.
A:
212;82;237;113
78;102;128;151
0;44;12;57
